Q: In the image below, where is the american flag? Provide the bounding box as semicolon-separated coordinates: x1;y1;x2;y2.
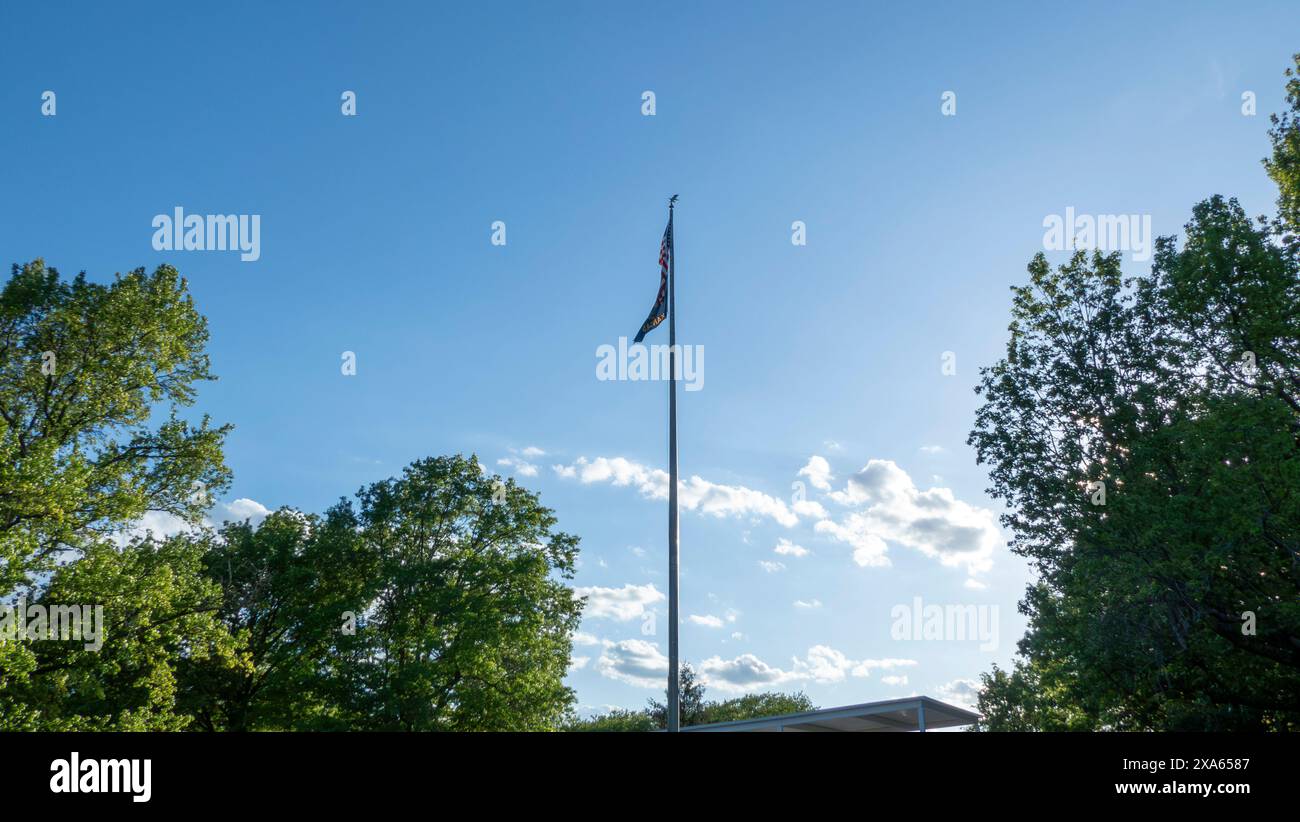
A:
633;219;672;343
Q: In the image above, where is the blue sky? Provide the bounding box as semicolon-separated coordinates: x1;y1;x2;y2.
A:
2;2;1297;714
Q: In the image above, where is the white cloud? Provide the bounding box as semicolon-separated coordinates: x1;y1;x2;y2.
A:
794;645;855;682
964;578;988;591
919;445;945;455
698;653;791;691
575;583;665;621
798;455;833;491
936;677;982;711
758;560;786;573
595;639;668;688
497;456;539;477
850;658;918;677
815;518;890;567
498;446;547;476
553;456;799;527
792;499;828;519
698;645;919;693
224;498;271;523
570;656;591;671
793;598;822;609
818;459;1000;575
689;614;724;628
118;510;192;543
117;497;272;545
882;675;909;686
773;538;809;558
573;632;602;646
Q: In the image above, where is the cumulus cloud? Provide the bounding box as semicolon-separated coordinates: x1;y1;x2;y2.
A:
882;674;909;686
758;560;786;573
552;456;799;527
116;498;272;545
223;498;272;524
936;677;982;711
497;456;539;477
792;499;828;519
698;653;791;691
574;583;664;621
850;658;918;677
814;518;890;567
497;446;547;477
698;645;919;694
689;614;724;628
793;598;822;609
797;455;833;491
817;459;1000;575
773;538;809;558
595;639;668;687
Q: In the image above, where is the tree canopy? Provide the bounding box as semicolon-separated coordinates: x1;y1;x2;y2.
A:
0;261;585;730
970;56;1300;730
176;455;585;731
567;664;816;731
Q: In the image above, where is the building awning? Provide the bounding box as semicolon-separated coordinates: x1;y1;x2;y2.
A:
680;696;978;732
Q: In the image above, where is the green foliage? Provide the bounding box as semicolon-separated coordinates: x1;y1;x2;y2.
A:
178;456;584;731
971;198;1300;729
1;535;240;730
647;662;709;727
0;259;231;594
701;691;816;724
974;661;1099;732
571;664;816;731
565;708;658;732
971;60;1300;730
176;508;372;731
327;455;583;731
1;262;584;731
1265;53;1300;233
0;260;234;730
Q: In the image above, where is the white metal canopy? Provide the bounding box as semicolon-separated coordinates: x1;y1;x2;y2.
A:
680;696;978;732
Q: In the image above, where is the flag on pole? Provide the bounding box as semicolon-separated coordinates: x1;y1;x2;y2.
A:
630;197;682;730
633;220;672;343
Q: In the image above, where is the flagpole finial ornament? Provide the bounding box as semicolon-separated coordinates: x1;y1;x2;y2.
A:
669;194;678;208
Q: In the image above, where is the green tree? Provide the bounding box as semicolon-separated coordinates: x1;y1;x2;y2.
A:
647;663;709;728
1264;54;1300;233
176;507;373;730
643;664;815;729
973;661;1099;732
0;534;241;730
0;260;234;729
0;260;230;591
701;690;815;724
564;708;658;732
317;455;583;731
969;64;1300;728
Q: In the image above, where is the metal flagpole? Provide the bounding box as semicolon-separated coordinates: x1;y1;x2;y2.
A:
666;194;680;733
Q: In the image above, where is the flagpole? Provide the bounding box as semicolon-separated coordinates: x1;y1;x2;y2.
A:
666;194;680;733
